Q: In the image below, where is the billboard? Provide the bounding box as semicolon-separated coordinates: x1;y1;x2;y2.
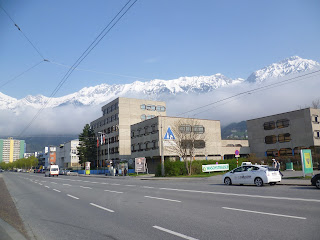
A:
135;157;146;173
301;149;313;176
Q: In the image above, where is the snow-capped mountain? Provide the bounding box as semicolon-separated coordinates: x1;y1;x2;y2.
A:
0;56;319;111
0;74;243;110
246;56;320;83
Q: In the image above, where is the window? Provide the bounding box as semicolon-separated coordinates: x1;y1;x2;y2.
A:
194;140;205;149
265;135;277;144
278;133;291;143
263;121;275;130
156;105;166;112
276;119;290;128
266;149;279;157
141;114;146;121
179;125;192;133
293;146;307;155
313;115;319;124
279;148;292;156
146;115;155;119
193;125;205;134
140;104;146;110
315;131;320;139
131;131;135;138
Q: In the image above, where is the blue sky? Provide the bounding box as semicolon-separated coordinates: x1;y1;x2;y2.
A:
1;0;319;99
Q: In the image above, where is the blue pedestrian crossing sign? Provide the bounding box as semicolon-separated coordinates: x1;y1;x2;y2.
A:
164;127;175;140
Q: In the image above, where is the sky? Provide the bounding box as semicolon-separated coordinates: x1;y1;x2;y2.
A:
1;0;320;99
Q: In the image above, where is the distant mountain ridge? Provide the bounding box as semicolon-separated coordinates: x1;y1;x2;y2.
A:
0;56;319;111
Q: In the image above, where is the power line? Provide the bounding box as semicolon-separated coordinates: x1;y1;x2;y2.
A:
177;69;320;117
0;60;47;90
18;0;139;137
0;4;47;60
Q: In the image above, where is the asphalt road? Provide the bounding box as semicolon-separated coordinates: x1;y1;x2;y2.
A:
3;172;320;240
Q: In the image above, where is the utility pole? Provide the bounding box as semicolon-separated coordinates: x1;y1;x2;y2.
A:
160;116;165;177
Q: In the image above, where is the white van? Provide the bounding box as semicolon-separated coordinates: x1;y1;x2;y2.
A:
45;165;59;177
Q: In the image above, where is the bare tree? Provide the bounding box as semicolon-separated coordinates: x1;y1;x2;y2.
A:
168;119;206;175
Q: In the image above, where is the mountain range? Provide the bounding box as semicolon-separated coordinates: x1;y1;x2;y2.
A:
1;56;319;111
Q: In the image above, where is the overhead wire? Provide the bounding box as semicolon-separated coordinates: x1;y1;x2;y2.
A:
0;4;47;61
18;0;139;137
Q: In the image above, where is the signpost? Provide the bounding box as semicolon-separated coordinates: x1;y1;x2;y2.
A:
235;150;240;167
202;164;229;173
301;149;313;177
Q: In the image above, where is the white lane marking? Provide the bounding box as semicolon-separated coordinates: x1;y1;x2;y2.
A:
104;190;123;194
90;203;114;213
110;183;120;186
125;184;136;187
91;182;98;184
222;207;307;220
53;189;61;192
100;183;109;185
153;226;198;240
38;183;43;186
63;184;72;186
145;196;181;203
67;194;79;200
80;186;92;189
142;186;154;189
45;186;50;188
159;188;320;203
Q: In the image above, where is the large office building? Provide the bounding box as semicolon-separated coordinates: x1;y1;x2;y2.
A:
131;116;250;173
247;108;320;158
90;97;249;172
56;139;80;169
0;138;25;163
90;97;167;165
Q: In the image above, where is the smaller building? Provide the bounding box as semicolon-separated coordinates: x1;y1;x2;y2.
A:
56;139;80;169
247;108;320;158
38;146;57;168
0;138;25;163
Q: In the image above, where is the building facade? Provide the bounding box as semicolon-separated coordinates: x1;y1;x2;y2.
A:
247;108;320;158
131;116;250;173
56;139;80;169
0;138;25;163
38;146;57;168
90;97;167;165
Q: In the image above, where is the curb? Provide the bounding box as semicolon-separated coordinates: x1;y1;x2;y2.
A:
0;218;28;240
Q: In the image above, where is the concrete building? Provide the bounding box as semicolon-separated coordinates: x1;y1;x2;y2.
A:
131;116;250;173
38;146;56;168
0;138;25;163
247;108;320;158
56;139;80;169
90;97;166;166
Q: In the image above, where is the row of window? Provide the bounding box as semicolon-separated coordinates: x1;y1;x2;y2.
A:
141;114;156;121
263;119;290;130
265;133;291;144
131;141;159;152
99;147;119;155
179;125;205;134
180;140;205;149
266;146;307;157
132;125;158;138
92;115;119;129
103;102;118;116
226;144;243;147
140;104;166;112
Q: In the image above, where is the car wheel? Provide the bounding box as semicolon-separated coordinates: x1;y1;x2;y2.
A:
316;179;320;189
224;177;232;185
254;177;263;187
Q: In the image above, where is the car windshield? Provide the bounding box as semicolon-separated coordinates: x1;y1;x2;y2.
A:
51;168;58;171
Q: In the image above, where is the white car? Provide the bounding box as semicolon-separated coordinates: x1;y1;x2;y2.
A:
223;165;281;187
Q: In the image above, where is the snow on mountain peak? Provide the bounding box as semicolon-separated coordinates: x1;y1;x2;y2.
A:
246;56;320;83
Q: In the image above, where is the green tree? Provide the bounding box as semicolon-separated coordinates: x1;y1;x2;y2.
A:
77;124;97;167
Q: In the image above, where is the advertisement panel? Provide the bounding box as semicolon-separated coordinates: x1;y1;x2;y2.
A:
85;161;91;175
301;149;313;176
135;157;146;173
202;164;229;173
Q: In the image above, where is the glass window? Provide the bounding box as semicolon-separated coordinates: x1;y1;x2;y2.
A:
314;131;320;139
265;135;277;144
140;104;146;110
233;167;244;173
263;121;275;130
193;125;205;134
156;106;161;111
278;133;291;142
146;105;152;110
141;114;146;121
266;149;278;157
160;106;166;112
179;125;192;133
194;140;205;149
279;148;292;156
276;119;290;128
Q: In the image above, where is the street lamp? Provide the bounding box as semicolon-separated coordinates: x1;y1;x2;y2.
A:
159;115;165;177
98;131;109;175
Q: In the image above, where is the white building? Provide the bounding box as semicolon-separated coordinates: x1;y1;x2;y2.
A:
56;139;80;169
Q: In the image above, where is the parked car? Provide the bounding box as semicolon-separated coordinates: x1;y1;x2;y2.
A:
223;165;281;187
66;170;78;176
311;174;320;189
59;169;66;175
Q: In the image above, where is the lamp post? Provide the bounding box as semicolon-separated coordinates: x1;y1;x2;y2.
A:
159;116;165;177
